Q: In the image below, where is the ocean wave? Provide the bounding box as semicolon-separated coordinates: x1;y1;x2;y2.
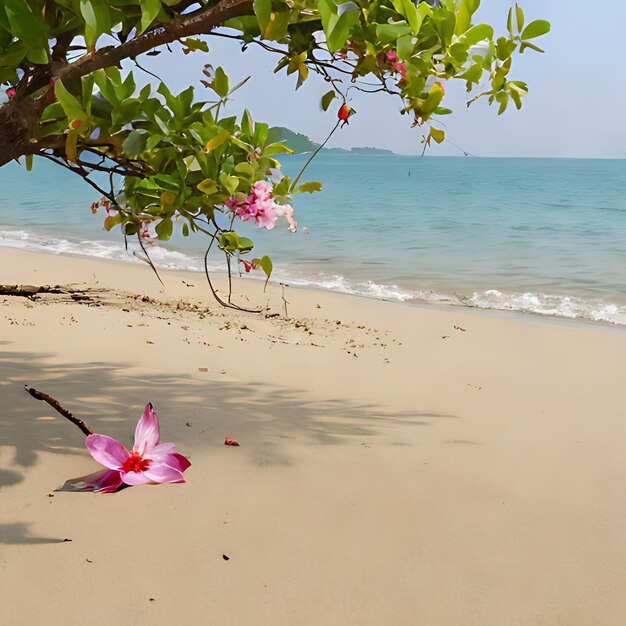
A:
2;227;626;326
0;228;211;272
461;289;626;325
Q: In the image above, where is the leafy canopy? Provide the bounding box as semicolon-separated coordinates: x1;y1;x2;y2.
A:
0;0;549;307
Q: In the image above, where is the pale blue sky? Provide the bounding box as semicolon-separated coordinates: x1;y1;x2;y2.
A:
135;1;626;158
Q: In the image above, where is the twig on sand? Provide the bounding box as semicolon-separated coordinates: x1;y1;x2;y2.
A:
280;283;289;317
24;385;93;436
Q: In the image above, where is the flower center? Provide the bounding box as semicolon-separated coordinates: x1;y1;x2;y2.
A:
122;454;151;474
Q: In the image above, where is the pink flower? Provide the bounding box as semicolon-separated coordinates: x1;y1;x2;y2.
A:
385;50;399;64
392;61;407;76
241;259;253;273
276;203;297;233
81;404;191;492
139;221;151;239
227;181;279;230
5;87;16;99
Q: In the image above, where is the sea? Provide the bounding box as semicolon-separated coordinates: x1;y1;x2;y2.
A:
2;153;626;326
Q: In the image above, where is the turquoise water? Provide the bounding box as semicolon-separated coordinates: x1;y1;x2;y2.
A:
2;154;626;324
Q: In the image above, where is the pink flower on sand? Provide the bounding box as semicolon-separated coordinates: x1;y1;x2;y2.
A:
70;404;190;493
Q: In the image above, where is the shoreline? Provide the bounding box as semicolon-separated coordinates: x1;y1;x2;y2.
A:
2;241;626;332
3;246;626;624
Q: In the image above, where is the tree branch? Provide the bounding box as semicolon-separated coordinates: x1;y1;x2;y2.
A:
24;386;94;436
59;0;254;86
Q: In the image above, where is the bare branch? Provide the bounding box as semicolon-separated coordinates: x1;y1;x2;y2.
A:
24;386;94;436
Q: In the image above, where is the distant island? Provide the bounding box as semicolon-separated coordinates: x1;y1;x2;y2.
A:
267;126;395;156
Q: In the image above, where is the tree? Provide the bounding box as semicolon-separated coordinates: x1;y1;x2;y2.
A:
0;0;548;308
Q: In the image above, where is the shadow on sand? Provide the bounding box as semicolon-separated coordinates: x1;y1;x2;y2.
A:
0;349;457;488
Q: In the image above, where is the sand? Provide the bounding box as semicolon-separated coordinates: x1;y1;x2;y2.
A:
1;246;626;625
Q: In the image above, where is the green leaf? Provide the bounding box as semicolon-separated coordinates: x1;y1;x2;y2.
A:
182;38;209;53
197;178;218;195
182;223;189;237
24;154;33;171
321;90;337;112
521;20;550;41
252;255;273;289
273;175;291;197
238;237;254;253
516;4;525;32
80;0;110;50
462;23;494;46
396;34;414;60
264;8;291;41
433;106;453;115
213;66;229;98
205;130;230;152
520;41;544;54
459;63;482;85
456;0;479;35
241;109;253;137
104;213;122;231
155;217;174;240
140;0;162;34
233;162;255;178
218;231;240;252
429;127;445;144
4;0;47;50
390;0;424;33
509;88;522;110
26;46;48;65
318;0;360;53
298;181;322;194
376;23;412;45
122;131;147;158
253;0;271;33
65;130;78;163
54;80;88;129
219;172;239;195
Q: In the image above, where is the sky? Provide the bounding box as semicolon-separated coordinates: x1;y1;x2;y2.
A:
135;1;626;158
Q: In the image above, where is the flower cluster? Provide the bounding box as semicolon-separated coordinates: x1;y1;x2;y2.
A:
226;180;297;232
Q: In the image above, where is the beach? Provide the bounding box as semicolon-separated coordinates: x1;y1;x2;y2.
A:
2;246;626;625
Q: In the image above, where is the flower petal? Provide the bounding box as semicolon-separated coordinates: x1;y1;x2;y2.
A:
121;470;152;486
61;468;123;493
86;434;129;470
167;453;191;473
143;462;184;484
133;403;160;455
147;442;176;461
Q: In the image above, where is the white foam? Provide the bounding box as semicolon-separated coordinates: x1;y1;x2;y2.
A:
0;228;213;272
3;227;626;326
462;289;626;325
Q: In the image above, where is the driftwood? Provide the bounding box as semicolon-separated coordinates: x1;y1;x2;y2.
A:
0;284;62;297
0;284;96;302
24;386;93;436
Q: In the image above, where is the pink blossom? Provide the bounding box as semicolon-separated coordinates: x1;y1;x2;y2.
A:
226;181;279;230
385;50;399;64
392;61;407;76
139;221;151;239
78;404;191;492
276;203;297;233
5;87;16;99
